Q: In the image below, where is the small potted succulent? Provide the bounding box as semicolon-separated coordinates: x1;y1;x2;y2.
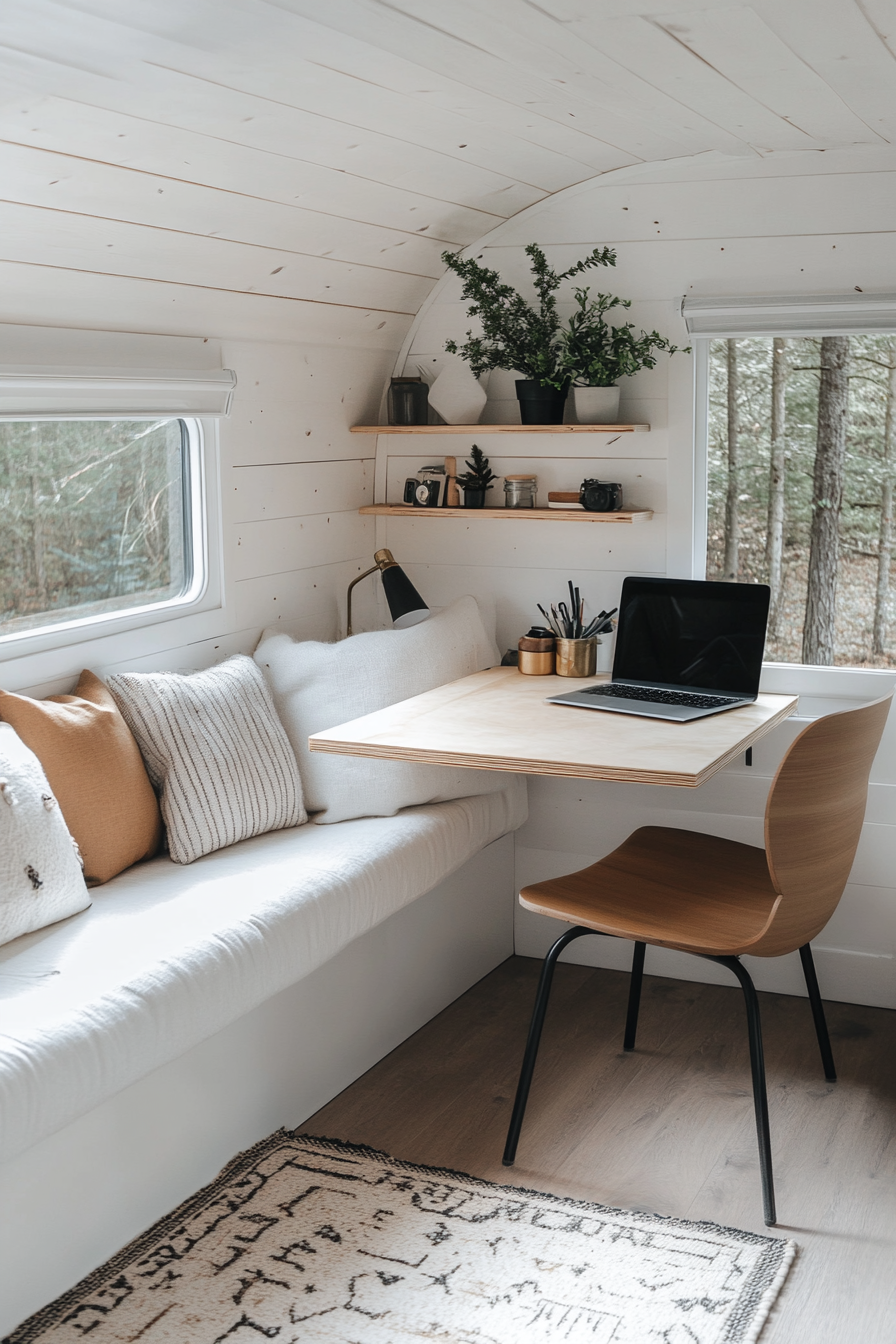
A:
456;444;496;508
441;243;616;424
558;288;686;424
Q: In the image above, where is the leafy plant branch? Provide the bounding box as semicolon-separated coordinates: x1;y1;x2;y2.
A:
441;243;617;389
558;288;686;387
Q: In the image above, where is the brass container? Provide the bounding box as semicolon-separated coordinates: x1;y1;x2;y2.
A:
555;636;598;677
518;634;555;675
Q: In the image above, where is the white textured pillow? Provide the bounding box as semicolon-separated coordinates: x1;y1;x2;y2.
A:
254;595;510;823
107;656;306;865
0;723;90;947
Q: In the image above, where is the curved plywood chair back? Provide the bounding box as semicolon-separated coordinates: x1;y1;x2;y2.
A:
759;692;893;956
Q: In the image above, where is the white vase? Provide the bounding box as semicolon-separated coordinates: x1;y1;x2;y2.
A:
573;385;621;424
421;361;487;425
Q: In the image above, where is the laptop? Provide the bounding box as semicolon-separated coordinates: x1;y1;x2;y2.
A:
547;576;770;722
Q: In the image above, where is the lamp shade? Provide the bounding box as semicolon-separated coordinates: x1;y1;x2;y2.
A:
380;563;430;629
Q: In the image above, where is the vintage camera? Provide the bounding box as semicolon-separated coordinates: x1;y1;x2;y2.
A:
403;469;444;507
580;479;623;513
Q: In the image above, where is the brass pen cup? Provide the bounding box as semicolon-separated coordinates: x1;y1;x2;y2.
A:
555;636;598;677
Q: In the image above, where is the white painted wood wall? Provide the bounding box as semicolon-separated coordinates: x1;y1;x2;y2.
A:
0;334;391;697
381;145;896;1010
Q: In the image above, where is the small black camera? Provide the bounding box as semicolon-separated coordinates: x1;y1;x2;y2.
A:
403;476;442;507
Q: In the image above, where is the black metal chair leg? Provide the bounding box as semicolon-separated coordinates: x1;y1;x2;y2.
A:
623;942;646;1051
503;926;595;1167
799;943;837;1081
708;954;776;1226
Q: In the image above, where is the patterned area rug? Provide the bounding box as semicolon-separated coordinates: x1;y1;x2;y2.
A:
7;1131;795;1344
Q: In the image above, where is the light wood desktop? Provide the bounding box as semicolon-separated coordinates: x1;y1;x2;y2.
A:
309;666;799;788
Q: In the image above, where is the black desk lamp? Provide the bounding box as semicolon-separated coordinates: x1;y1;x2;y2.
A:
345;549;430;637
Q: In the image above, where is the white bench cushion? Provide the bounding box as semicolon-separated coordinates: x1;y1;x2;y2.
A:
0;780;526;1162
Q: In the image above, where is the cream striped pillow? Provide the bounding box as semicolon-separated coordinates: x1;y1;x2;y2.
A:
107;657;306;865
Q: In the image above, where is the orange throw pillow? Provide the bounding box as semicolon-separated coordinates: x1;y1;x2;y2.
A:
0;670;162;885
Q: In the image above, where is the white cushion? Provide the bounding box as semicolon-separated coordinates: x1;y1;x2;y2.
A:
255;596;510;823
0;780;527;1161
107;656;306;864
0;724;90;947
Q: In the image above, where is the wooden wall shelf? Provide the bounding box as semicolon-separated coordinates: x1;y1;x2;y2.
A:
351;423;649;434
360;505;652;524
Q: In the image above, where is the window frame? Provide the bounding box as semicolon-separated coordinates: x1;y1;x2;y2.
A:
690;334;896;703
0;414;222;664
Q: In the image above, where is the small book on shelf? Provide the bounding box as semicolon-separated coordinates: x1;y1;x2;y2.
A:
548;491;584;511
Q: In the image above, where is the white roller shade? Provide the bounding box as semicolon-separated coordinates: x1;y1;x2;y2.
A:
681;293;896;338
0;366;236;417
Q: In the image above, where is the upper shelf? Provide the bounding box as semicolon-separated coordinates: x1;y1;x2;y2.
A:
350;423;649;434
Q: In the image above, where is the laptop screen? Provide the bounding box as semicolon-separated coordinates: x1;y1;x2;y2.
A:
612;577;770;697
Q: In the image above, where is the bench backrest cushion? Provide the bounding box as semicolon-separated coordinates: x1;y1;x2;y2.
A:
0;670;162;885
0;722;91;945
107;656;306;864
255;596;513;823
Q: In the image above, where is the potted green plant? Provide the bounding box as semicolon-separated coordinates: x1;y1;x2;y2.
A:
441;243;616;424
558;287;686;424
456;444;496;508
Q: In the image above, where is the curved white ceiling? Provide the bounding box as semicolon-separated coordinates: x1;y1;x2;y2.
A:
1;0;894;345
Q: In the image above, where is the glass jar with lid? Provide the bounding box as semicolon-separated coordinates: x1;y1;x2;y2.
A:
503;474;538;509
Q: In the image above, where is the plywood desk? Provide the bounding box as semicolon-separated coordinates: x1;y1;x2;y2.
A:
308;667;799;788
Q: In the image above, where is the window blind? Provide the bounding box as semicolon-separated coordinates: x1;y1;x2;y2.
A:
0;367;236;417
681;292;896;338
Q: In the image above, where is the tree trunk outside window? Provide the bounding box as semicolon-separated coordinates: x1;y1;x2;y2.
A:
872;348;896;657
803;336;850;666
723;339;739;581
765;338;788;636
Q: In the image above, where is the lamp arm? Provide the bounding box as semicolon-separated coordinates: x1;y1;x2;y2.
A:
345;565;380;637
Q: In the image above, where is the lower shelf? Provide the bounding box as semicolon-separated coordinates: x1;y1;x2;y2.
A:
359;505;653;523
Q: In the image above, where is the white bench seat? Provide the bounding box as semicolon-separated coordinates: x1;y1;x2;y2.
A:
0;781;526;1166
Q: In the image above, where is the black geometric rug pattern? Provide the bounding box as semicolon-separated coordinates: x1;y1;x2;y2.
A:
6;1130;795;1343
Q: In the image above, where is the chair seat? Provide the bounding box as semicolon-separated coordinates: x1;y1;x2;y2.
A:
520;825;782;957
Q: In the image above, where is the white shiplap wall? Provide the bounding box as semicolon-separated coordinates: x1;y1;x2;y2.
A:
4;0;896;1006
0;334;390;697
379;145;896;1009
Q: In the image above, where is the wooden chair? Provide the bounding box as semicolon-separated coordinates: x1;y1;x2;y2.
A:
503;692;893;1225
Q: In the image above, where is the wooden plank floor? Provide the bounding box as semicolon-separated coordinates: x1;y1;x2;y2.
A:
306;956;896;1344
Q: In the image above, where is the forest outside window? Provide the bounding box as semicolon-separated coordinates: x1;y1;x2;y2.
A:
0;417;203;641
706;335;896;669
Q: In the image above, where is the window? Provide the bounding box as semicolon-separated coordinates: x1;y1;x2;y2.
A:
704;336;895;669
0;417;205;641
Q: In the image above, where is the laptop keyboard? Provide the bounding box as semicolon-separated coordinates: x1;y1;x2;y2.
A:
583;684;738;709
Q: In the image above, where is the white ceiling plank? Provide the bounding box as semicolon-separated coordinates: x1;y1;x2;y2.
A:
860;0;896;58
1;0;607;190
495;168;896;247
12;0;638;172
565;15;816;152
0;50;549;220
751;0;896;142
0;141;449;276
0;261;413;346
371;0;764;157
0;201;433;311
651;7;886;146
269;0;734;161
480;230;896;305
144;56;597;193
0;97;503;244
